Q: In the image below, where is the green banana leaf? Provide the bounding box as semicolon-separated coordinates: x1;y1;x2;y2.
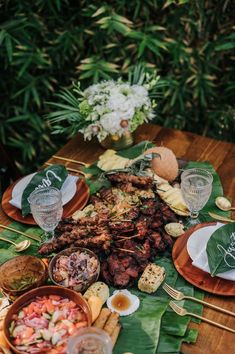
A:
157;328;198;354
114;293;169;354
117;141;155;158
206;223;235;276
0;223;43;266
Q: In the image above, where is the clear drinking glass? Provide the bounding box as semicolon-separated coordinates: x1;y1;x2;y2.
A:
181;168;213;224
67;327;113;354
28;187;63;242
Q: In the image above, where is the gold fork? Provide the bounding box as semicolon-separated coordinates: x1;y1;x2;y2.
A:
163;283;235;317
169;301;235;333
44;162;86;176
52;155;88;166
0;224;41;242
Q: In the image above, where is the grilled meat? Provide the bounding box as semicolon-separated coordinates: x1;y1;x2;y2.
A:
39;171;180;288
99;188;118;204
107;172;153;188
108;220;135;233
140;199;157;215
74;233;111;251
101;240;150;287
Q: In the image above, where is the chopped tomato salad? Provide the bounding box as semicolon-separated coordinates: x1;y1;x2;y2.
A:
9;295;87;353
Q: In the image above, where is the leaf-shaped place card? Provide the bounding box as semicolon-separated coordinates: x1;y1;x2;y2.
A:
21;164;68;217
206;223;235;276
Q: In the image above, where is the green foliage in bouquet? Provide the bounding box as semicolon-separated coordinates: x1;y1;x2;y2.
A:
0;0;235;173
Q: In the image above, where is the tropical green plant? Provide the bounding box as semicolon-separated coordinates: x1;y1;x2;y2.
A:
0;0;234;173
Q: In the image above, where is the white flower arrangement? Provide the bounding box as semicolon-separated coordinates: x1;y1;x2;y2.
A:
47;67;161;142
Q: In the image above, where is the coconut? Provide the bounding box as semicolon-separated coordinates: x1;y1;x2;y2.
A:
144;146;179;182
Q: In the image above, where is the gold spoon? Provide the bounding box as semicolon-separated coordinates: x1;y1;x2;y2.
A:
215;196;235;211
0;237;31;252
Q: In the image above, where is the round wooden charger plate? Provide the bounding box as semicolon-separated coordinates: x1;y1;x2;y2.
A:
172;221;235;296
1;177;90;225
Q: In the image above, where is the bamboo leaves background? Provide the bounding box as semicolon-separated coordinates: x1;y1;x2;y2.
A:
0;0;234;173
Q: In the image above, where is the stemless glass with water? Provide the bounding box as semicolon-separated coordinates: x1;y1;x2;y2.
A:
181;168;213;224
67;327;113;354
28;187;63;242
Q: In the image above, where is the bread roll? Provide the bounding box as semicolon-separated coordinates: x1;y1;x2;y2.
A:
83;281;110;305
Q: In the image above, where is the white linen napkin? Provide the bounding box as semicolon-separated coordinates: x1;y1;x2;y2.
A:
10;174;79;209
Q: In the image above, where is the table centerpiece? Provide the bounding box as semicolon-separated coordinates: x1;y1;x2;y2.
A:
46;66;163;149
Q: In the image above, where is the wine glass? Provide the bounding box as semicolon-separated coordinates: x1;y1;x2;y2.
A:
28;187;63;242
67;327;113;354
181;168;213;225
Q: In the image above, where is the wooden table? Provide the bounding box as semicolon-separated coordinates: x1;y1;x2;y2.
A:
1;123;235;354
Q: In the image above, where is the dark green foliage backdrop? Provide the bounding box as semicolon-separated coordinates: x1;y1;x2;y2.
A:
0;0;234;173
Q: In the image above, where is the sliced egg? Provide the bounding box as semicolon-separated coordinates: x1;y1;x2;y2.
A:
0;297;10;321
164;222;185;237
106;289;140;316
0;297;9;312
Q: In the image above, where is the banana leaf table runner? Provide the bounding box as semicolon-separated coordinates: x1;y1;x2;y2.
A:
0;142;231;354
0;226;203;354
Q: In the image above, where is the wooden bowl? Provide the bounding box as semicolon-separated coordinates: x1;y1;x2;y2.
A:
0;345;11;354
3;285;92;354
48;247;100;293
0;256;47;299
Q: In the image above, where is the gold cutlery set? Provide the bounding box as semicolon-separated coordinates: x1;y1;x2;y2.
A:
163;283;235;333
45;154;88;176
0;224;40;242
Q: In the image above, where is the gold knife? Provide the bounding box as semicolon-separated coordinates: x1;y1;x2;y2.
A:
208;212;235;223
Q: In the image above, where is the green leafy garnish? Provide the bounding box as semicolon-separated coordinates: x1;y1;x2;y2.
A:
9;275;37;290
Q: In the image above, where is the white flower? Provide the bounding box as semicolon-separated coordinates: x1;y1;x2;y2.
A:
147;110;155;120
132;85;148;97
95;104;110;116
100;112;123;135
87;111;99;122
97;129;109;141
117;105;135;120
119;83;132;96
84;84;100;98
80;123;102;140
107;93;128;111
